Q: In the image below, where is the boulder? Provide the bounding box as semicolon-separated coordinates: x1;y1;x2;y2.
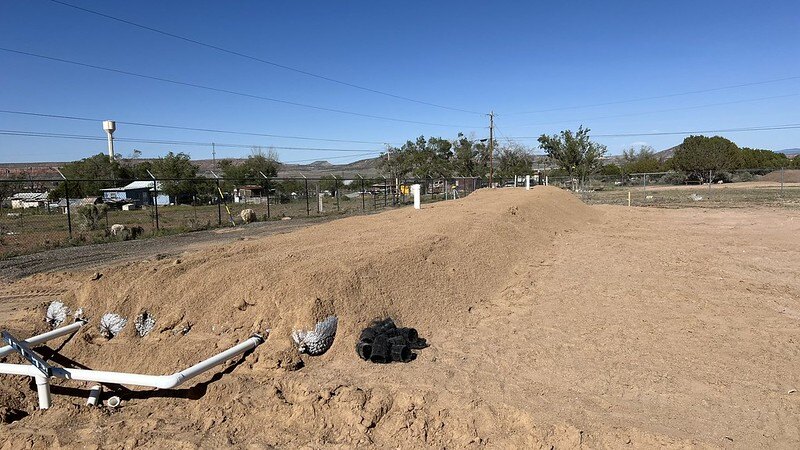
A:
240;209;257;223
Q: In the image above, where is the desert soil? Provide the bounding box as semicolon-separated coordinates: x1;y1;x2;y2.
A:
0;187;798;449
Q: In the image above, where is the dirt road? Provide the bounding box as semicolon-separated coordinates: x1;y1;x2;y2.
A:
1;188;798;448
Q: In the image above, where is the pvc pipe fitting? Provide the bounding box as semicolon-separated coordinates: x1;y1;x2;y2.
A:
87;384;102;406
106;396;121;408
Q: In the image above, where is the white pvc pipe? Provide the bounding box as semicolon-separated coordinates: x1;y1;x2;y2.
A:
0;333;265;409
411;184;421;209
0;320;86;358
525;175;531;190
87;384;102;406
35;376;50;409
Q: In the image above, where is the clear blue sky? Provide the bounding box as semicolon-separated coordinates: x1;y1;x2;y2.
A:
1;0;798;163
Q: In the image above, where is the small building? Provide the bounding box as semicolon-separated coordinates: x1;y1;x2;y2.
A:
234;185;265;203
10;192;49;209
100;181;171;207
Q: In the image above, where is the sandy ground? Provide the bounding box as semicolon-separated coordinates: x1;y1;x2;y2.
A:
0;187;799;449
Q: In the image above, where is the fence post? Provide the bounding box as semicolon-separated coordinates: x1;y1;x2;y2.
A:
335;176;340;212
147;170;159;230
781;167;785;196
216;179;222;226
359;176;365;210
383;177;388;207
259;171;271;219
56;169;72;240
709;170;712;196
304;178;310;216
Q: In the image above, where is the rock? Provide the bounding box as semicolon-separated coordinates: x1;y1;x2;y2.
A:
281;216;292;221
240;209;257;223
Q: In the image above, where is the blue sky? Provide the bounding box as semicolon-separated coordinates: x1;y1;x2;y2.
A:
1;0;798;163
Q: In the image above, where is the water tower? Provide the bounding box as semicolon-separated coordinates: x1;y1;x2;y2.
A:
103;120;116;161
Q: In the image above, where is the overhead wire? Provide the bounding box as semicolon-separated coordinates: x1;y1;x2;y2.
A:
0;47;485;129
504;123;800;139
0;109;403;146
501;93;800;129
0;129;382;152
502;75;800;115
45;0;484;115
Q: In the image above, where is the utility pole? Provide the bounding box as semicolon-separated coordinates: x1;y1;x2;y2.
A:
212;142;217;170
488;111;494;188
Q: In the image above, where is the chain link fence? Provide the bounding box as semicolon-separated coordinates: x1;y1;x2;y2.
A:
0;176;483;258
547;167;800;208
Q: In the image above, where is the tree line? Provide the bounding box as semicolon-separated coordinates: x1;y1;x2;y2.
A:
28;127;800;202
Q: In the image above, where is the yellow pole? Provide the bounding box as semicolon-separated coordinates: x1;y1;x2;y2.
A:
628;191;631;207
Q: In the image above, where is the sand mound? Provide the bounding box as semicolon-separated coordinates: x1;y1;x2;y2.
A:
1;187;603;447
23;187;594;373
760;169;800;183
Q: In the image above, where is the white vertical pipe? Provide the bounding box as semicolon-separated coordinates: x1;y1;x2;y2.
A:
87;384;102;406
525;175;531;190
545;176;549;186
35;376;51;409
411;184;421;209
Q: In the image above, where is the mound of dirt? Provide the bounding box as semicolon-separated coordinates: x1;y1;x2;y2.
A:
760;169;800;183
0;187;605;447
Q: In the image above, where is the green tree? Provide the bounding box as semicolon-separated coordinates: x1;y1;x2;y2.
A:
220;147;280;184
150;151;201;203
452;133;489;177
380;136;453;180
537;126;607;190
738;147;789;170
670;135;740;181
495;142;534;179
622;145;662;174
49;153;134;200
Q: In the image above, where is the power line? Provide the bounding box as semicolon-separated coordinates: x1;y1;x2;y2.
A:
45;0;483;115
0;47;484;129
0;129;383;152
503;93;800;129
504;123;800;139
502;75;800;116
0;109;403;146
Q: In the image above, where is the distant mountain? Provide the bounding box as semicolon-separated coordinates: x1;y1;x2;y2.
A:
654;145;680;161
779;148;800;156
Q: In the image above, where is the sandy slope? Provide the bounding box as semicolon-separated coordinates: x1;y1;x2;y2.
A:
1;187;799;448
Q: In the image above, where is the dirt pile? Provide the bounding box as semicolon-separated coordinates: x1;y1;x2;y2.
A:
13;187;593;373
760;169;800;183
1;187;606;448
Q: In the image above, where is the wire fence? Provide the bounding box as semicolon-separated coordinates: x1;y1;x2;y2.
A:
1;167;797;258
547;167;800;208
0;176;484;258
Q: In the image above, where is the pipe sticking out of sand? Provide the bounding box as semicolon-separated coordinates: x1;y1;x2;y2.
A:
0;333;266;409
0;320;86;358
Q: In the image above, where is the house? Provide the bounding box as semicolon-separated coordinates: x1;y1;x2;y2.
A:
58;197;102;215
100;181;171;207
233;185;265;203
10;192;49;209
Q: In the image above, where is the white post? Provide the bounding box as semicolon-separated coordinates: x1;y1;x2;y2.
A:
411;184;421;209
545;176;549;186
35;375;51;409
318;192;323;213
525;175;530;190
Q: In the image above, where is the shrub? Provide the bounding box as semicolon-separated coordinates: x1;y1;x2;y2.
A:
659;171;688;185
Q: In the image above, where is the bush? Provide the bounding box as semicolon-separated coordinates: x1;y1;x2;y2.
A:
730;171;755;183
659;171;688;185
76;204;108;231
